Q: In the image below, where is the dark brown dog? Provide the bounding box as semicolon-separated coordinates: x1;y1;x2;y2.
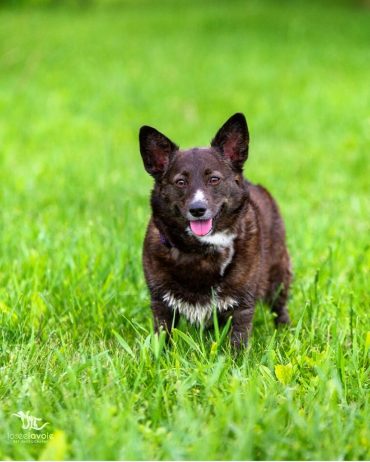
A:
139;113;291;348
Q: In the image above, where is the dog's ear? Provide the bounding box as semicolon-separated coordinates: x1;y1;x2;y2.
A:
139;126;178;178
211;113;249;170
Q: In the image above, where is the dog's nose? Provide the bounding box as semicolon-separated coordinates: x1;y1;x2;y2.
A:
189;201;207;218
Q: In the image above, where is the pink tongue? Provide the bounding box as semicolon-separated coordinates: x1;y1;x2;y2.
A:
190;219;213;236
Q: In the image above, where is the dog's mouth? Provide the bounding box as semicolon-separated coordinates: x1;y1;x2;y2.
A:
189;218;213;237
188;204;226;237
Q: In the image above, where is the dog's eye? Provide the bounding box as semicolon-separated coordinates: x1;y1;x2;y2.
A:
209;176;220;186
175;179;187;187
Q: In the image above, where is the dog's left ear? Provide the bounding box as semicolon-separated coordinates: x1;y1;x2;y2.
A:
139;126;179;178
211;113;249;171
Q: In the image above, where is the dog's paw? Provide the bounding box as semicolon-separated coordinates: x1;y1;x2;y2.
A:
230;332;249;351
274;312;291;327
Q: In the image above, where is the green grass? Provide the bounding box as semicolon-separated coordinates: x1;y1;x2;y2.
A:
0;0;369;459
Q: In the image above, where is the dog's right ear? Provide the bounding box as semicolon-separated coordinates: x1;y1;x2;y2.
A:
139;126;178;178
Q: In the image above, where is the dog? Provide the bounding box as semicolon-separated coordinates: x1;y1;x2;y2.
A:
139;113;291;348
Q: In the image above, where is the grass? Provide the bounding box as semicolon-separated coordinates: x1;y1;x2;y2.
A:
0;0;369;459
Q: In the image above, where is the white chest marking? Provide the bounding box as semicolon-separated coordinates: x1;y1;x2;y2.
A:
195;231;236;275
220;245;235;276
196;231;236;247
163;291;238;325
192;189;206;203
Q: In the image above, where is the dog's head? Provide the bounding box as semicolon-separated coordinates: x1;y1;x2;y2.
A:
139;113;249;244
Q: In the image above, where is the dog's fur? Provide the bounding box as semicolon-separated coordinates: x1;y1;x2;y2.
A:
139;113;291;348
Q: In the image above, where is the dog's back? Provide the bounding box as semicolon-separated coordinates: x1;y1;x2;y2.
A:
247;182;292;315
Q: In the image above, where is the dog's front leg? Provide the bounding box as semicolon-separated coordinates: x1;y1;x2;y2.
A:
230;305;255;349
151;299;178;335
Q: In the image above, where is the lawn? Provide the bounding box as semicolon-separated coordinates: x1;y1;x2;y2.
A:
0;0;369;459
